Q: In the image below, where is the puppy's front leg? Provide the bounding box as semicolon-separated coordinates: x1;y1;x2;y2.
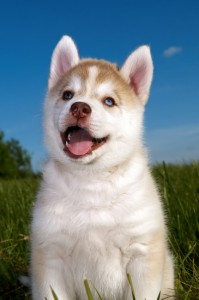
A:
126;244;164;300
31;247;75;300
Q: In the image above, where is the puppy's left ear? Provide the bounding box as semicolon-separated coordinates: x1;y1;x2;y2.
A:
120;46;153;105
48;36;79;89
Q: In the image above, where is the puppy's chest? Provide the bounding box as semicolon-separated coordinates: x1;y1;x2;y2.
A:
55;204;140;264
41;175;151;258
54;188;134;246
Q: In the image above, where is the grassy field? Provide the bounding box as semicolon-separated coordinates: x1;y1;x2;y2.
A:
0;162;198;299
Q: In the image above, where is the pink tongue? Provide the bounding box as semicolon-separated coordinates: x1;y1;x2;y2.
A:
67;128;93;156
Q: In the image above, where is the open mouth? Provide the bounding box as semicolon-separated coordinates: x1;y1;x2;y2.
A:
61;126;108;158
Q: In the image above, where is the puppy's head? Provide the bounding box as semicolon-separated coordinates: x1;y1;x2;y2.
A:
44;36;153;169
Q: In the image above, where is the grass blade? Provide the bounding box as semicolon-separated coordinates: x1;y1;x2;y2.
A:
50;286;59;300
127;273;136;300
90;281;103;300
84;279;94;300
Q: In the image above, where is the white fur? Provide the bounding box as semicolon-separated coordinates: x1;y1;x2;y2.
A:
31;36;174;300
69;75;83;93
86;66;99;95
95;81;115;98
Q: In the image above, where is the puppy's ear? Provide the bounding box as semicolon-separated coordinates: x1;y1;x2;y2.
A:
48;36;79;89
120;46;153;105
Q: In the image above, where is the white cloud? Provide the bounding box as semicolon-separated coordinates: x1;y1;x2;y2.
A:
163;46;182;57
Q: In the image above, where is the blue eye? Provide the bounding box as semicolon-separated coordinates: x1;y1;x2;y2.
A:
103;97;115;107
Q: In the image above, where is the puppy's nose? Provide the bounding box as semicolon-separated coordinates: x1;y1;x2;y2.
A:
70;102;91;119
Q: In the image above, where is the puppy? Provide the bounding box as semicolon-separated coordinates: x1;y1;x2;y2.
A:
31;36;174;300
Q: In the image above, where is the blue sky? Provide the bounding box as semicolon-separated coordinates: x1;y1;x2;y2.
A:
0;0;199;170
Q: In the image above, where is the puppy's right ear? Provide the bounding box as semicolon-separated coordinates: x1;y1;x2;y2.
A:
48;36;79;89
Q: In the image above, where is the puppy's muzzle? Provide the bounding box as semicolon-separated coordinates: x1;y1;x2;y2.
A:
71;102;91;120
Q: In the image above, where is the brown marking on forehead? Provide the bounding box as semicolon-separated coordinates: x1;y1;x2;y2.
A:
50;61;89;96
92;60;138;107
94;62;136;107
50;59;138;107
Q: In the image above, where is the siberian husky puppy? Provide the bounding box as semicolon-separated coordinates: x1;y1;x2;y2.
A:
31;36;174;300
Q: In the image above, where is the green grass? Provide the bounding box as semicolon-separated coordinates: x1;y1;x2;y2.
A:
0;178;39;299
152;162;199;299
0;163;199;299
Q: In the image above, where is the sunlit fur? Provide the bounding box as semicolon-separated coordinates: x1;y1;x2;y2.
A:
31;36;175;300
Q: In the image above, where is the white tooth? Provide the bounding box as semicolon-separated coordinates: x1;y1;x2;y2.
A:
68;133;71;141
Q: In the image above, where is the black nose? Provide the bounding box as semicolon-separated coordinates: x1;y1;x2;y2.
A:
70;102;91;119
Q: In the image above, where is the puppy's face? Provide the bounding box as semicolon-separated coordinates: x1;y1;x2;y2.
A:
44;36;153;169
